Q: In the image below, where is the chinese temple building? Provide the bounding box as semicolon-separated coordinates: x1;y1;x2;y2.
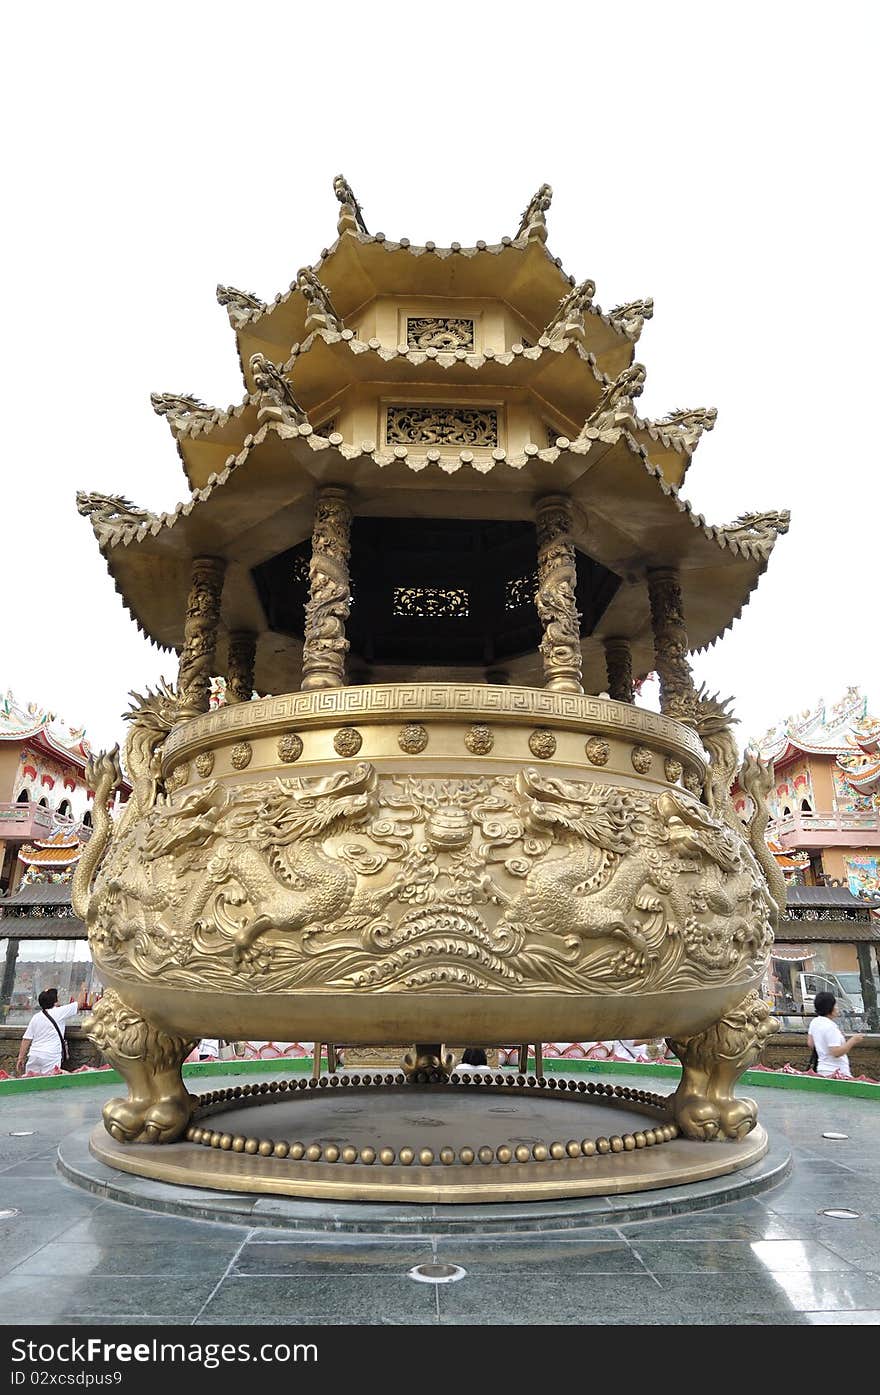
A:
734;688;880;1056
0;694;129;1043
0;691;97;895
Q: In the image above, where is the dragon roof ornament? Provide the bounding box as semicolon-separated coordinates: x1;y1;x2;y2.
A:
249;353;308;426
516;183;552;242
333;173;368;235
581;363;647;435
608;299;654;340
216;285;267;328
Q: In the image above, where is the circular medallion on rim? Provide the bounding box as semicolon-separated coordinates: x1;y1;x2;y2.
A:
464;723;494;755
195;751;214;778
170;762;189;789
631;745;653;774
277;733;304;763
333;727;362;757
528;728;557;760
230;742;252;771
664;757;683;784
398;722;428;754
585;736;610;766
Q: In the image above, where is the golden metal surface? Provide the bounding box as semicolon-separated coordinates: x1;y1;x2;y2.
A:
300;486;352;692
162;685;708;769
535;494;584;695
89;1106;769;1203
74;179;790;1170
647;566;697;725
177;557;226;720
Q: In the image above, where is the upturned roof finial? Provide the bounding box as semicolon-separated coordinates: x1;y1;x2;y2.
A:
333;174;369;235
250;353;308;427
296;267;344;334
516;183;552;242
216;285;267;329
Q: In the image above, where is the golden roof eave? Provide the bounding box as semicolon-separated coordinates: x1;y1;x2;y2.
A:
79;425;785;693
226;231;639;390
168;331;699;493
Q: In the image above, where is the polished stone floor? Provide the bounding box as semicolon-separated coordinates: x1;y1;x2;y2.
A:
1;1074;878;1326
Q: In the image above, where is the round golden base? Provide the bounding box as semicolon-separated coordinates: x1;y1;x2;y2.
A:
90;1077;769;1203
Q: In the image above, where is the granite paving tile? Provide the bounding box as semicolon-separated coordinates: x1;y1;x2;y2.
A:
0;1275;217;1323
652;1270;880;1317
437;1273;672;1321
630;1239;857;1274
202;1275;437;1322
12;1239;242;1278
433;1237;648;1273
232;1241;434;1274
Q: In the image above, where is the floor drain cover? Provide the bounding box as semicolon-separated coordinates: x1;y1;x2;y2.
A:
819;1208;860;1219
408;1262;467;1284
8;1131;34;1138
0;1209;20;1220
821;1132;849;1140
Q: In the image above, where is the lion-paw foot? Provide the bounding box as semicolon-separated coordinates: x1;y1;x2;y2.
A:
102;1095;152;1144
673;1096;722;1141
717;1097;757;1141
139;1094;194;1145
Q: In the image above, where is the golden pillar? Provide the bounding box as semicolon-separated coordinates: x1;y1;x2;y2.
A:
226;631;257;705
646;566;697;724
604;637;634;704
301;486;352;692
534;494;583;695
177;556;226;719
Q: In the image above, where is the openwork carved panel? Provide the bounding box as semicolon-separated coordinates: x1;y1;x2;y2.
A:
393;586;470;619
386;406;498;448
406;318;475;351
505;571;538;612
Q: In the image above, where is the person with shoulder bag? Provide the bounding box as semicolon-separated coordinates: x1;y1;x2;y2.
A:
16;983;88;1076
807;992;864;1078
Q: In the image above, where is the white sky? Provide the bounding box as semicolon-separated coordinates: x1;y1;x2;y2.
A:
2;2;877;754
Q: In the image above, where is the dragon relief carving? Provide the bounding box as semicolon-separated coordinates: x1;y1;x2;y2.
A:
83;743;776;1000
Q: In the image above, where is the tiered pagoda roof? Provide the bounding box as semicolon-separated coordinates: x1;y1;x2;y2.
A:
78;178;788;696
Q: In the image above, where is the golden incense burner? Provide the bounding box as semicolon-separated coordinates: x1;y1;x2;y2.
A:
74;178;787;1197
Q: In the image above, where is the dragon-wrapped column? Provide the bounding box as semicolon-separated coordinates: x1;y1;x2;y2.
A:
301;486;352;692
226;631;257;704
604;637;634;704
177;556;226;719
646;566;697;725
534;494;584;695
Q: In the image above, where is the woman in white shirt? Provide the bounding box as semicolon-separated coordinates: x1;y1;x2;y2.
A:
808;992;864;1077
16;984;87;1075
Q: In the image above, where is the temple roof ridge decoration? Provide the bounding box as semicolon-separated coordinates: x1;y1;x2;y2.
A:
0;690;91;769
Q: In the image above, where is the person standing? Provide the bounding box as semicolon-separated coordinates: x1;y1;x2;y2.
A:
16;984;88;1076
808;991;864;1077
